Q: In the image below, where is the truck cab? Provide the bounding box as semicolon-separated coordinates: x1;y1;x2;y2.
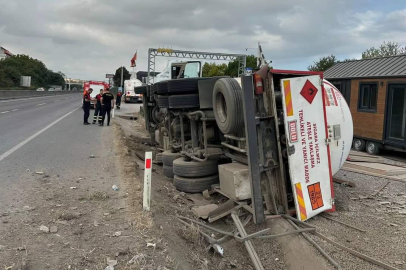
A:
152;61;202;83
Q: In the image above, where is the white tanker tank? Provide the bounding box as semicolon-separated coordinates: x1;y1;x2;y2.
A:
323;80;353;175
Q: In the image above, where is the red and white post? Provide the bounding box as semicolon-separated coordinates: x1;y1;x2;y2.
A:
143;152;152;211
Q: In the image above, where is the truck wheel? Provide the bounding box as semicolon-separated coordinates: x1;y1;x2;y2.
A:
162;151;182;167
174;174;219;193
173;158;219;177
352;138;366;151
157;95;169;108
366;141;380;155
168;94;199;109
163;165;174;178
156;81;168;94
168;78;210;94
213;78;244;134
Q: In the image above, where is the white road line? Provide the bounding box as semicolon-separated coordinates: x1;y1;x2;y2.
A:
36;103;46;106
0;107;80;163
11;109;18;112
1;111;10;114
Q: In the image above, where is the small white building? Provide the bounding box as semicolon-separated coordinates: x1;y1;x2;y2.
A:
0;47;13;60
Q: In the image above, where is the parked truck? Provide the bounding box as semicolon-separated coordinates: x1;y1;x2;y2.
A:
138;48;353;224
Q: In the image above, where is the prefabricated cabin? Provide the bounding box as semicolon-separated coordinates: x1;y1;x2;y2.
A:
324;55;406;154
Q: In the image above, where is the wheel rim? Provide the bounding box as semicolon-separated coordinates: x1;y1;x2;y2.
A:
367;143;375;153
354;139;361;149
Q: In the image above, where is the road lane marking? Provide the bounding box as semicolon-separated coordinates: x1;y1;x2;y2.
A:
11;109;18;112
0;107;80;163
36;103;46;106
1;111;10;114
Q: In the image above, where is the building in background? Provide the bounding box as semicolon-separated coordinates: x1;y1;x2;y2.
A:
0;47;13;60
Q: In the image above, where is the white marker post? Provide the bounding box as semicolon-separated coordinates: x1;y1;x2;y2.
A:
143;152;153;211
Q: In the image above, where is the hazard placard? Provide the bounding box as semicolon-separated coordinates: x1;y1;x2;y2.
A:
281;75;334;221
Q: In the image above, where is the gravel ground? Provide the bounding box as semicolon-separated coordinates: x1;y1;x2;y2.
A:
307;165;406;270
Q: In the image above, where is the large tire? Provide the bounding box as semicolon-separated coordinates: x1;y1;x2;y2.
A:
163;165;174;178
157;95;169;108
213;78;244;134
168;78;210;94
353;138;366;151
173;158;219;177
168;94;199;109
162;151;182;166
366;141;380;155
174;174;219;193
156;81;168;94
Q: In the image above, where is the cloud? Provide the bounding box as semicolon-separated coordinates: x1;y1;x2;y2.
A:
0;0;406;81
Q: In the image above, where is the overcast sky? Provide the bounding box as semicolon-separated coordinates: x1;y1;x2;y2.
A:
1;0;406;81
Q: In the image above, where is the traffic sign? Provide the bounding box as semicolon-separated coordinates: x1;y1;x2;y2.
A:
106;74;114;79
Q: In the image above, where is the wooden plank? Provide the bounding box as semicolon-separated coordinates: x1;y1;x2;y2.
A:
341;164;406;183
344;162;406;176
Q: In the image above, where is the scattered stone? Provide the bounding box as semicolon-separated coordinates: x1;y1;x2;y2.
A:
90;155;95;158
94;220;99;227
27;169;30;172
147;243;156;248
113;231;122;237
104;213;110;216
40;225;50;233
107;259;117;266
358;195;368;199
112;185;119;191
70;187;77;190
36;172;44;175
55;220;69;225
128;254;146;264
275;258;279;261
379;201;391;205
50;226;58;233
17;246;26;251
104;266;114;270
78;178;83;180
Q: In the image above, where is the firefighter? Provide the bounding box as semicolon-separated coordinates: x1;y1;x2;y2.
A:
92;89;103;124
100;88;115;126
83;88;93;125
116;91;122;109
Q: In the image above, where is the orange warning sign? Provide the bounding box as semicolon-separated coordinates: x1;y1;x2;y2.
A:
295;183;307;221
307;182;324;210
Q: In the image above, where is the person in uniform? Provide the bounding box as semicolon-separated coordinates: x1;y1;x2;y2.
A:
100;88;115;126
116;91;122;109
83;88;93;125
92;89;103;124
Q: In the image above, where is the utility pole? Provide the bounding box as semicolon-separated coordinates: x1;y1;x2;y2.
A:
120;66;124;89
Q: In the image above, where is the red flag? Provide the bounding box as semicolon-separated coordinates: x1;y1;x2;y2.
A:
130;52;137;67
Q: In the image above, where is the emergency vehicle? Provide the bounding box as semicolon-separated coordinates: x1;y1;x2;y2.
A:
83;81;109;108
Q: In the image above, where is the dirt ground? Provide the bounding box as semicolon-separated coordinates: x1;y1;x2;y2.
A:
1;104;404;270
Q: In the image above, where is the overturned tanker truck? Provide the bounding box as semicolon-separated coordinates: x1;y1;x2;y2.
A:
136;48;353;224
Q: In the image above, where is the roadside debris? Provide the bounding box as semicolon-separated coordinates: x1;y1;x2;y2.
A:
128;254;146;264
35;171;44;175
70;186;77;190
146;243;156;248
106;258;117;266
192;204;218;219
39;225;49;233
112;185;119;191
90;154;95;158
113;231;122;237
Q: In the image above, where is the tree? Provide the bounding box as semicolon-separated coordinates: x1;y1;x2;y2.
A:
362;41;406;59
307;55;338;72
226;55;258;77
0;54;66;88
113;66;131;87
202;62;228;77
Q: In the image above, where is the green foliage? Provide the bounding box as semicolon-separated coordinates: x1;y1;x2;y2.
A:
202;62;228;77
0;54;65;88
226;55;258;77
308;55;338;72
362;41;406;59
113;66;131;87
201;55;259;78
